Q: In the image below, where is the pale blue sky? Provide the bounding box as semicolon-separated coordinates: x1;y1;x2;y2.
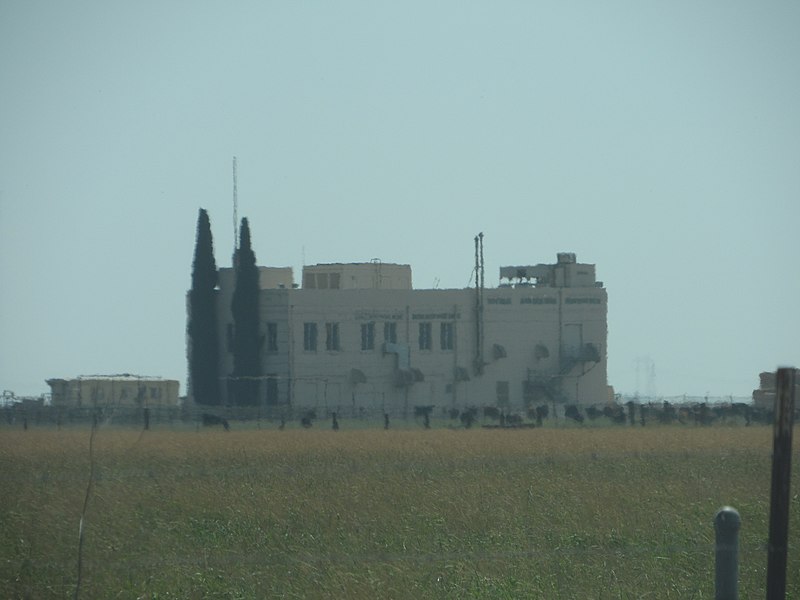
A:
1;1;798;398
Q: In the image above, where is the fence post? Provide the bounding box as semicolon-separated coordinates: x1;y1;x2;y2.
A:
766;366;796;600
714;506;740;600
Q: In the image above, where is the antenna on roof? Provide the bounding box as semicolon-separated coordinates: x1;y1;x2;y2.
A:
474;232;485;376
232;156;239;250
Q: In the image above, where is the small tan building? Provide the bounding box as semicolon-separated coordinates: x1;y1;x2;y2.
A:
46;375;180;409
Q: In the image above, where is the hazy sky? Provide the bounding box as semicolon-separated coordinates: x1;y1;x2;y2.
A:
1;1;798;399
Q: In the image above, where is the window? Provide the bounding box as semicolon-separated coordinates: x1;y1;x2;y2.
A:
384;322;397;344
326;322;340;351
361;322;375;351
226;323;234;352
303;322;318;352
266;322;278;352
440;322;454;350
419;322;432;350
265;376;279;405
496;381;510;407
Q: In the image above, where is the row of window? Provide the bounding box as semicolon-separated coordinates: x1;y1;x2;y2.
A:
303;321;455;352
228;321;456;353
85;386;163;401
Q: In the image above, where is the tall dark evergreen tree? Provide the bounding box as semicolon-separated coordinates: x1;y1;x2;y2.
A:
188;208;220;405
230;217;263;406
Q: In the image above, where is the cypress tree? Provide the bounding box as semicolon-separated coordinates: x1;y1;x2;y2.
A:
188;208;221;405
230;217;263;406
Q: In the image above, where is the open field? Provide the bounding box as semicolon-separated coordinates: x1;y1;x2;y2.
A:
1;425;797;599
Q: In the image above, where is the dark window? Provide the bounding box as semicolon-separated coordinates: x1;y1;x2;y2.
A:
496;381;510;406
226;323;234;352
266;376;279;405
440;322;454;350
266;322;278;352
361;322;375;351
326;322;341;351
303;322;318;352
384;322;397;344
419;322;432;350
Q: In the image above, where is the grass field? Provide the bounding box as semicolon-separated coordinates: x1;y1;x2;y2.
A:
0;424;797;599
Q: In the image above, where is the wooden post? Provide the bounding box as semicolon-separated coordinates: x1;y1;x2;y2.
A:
766;367;796;600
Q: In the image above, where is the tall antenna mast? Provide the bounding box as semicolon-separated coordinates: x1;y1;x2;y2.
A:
479;232;484;291
232;156;239;250
474;232;485;376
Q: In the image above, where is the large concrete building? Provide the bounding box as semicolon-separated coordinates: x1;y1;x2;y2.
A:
202;252;609;415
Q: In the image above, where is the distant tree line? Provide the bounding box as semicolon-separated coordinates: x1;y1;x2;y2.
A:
188;209;262;406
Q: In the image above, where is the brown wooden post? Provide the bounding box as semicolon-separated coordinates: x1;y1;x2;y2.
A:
766;367;796;600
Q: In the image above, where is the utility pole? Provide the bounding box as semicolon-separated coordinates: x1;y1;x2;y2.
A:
766;367;796;599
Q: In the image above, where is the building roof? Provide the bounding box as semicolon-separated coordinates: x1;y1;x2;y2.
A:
47;374;175;383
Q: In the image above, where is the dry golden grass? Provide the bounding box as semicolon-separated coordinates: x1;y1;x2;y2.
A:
0;425;795;599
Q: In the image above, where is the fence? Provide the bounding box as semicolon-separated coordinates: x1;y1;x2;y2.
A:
0;397;770;432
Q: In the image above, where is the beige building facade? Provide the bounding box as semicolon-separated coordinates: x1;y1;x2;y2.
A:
752;370;800;410
47;375;180;409
210;253;609;414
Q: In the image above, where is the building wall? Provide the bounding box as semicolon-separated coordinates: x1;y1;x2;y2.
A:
287;288;467;413
218;266;294;292
752;370;800;409
47;377;180;408
302;262;412;290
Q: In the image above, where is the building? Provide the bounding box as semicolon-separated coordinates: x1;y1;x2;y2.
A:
46;374;180;409
203;252;609;415
752;370;799;410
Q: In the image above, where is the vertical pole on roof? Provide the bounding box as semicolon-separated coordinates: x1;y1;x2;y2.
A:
478;232;484;290
479;233;484;374
474;235;480;374
474;234;484;375
766;367;796;600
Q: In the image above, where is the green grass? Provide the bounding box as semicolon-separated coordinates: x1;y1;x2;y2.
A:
0;425;796;598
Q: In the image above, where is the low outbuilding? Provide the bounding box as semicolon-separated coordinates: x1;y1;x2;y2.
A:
46;374;179;409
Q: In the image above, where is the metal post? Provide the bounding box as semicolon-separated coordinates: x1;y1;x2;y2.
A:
714;506;740;600
766;367;796;600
